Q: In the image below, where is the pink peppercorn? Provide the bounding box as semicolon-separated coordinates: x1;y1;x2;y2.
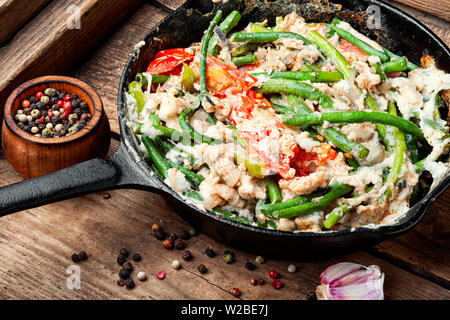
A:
63;101;72;112
62;111;69;119
57;100;64;107
36;91;44;100
268;270;279;279
21;100;30;108
156;271;165;279
63;94;72;102
271;280;283;289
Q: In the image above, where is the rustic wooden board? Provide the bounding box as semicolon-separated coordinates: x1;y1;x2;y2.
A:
391;0;450;22
0;0;53;46
0;0;144;129
0;143;448;300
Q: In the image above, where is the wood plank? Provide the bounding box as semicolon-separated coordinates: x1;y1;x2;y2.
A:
0;0;144;130
72;4;168;134
0;0;53;46
152;0;185;11
0;145;448;299
390;0;450;22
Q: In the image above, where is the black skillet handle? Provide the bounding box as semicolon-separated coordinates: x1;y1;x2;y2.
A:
0;144;163;217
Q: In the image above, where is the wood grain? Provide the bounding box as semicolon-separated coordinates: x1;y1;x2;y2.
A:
389;0;450;22
0;0;52;46
0;0;143;131
72;4;168;134
0;143;448;300
152;0;185;10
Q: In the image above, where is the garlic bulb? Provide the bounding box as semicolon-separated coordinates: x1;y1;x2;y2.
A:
316;262;384;300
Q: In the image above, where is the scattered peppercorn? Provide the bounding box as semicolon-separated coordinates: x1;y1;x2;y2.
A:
306;292;317;300
229;288;241;297
181;250;192;261
205;248;216;258
197;264;208;274
156;271;165;279
122;261;133;272
132;253;141;262
71;254;80;262
224;250;234;257
152;224;160;231
255;256;265;264
119;268;130;279
224;253;233;264
117;255;127;266
137;271;147;281
173;239;185;250
162;239;173;249
78;251;88;261
258;279;265;286
188;228;198;236
125;279;135;289
271;280;283;289
154;229;166;240
117;279;125;287
178;229;190;240
119;248;129;257
268;270;279;279
245;262;256;271
167;233;178;241
250;278;258;286
172;260;181;270
102;193;111;199
288;264;297;273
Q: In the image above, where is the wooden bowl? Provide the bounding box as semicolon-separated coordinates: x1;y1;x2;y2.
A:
1;76;111;179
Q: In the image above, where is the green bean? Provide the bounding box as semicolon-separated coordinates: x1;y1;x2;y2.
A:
208;10;242;56
249;23;270;33
154;136;174;153
380;103;407;202
232;54;258;66
253;71;343;82
323;204;350;229
230;124;246;147
382;57;407;74
179;108;222;145
203;107;217;125
345;156;360;171
271;102;295;114
329;25;389;62
301;63;321;72
282;111;424;140
258;78;334;110
383;47;419;71
213;208;254;225
128;81;145;114
153;125;184;143
405;134;419;164
232;32;312;45
166;160;204;188
141;136;171;179
286;94;311;114
259;190;328;217
308;31;352;79
186;191;203;201
373;62;387;82
231;43;260;57
272;183;353;219
149;113;160;125
200;10;223;97
265;176;282;204
136;73;170;86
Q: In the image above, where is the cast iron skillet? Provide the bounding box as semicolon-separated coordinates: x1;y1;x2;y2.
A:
0;0;449;258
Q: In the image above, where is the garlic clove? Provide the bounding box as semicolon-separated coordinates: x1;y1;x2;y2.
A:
319;262;364;285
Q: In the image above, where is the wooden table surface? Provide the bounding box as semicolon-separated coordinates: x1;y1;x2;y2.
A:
0;0;449;300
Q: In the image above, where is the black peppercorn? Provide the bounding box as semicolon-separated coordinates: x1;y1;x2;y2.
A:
205;248;216;258
197;264;208;274
306;292;317;300
167;233;178;241
122;261;133;272
119;248;129;257
398;179;406;189
173;239;185;250
78;251;88;261
178;229;191;240
71;254;80;262
117;255;127;266
132;253;141;262
181;250;192;261
117;279;125;287
258;279;265;286
29;96;38;103
154;228;166;240
245;262;256;271
125;279;135;289
119;268;130;279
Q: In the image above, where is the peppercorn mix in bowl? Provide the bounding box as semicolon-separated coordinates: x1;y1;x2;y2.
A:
2;75;111;179
125;10;449;232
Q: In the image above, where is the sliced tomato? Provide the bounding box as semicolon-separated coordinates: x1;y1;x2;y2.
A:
339;39;368;56
146;48;195;75
387;71;402;78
